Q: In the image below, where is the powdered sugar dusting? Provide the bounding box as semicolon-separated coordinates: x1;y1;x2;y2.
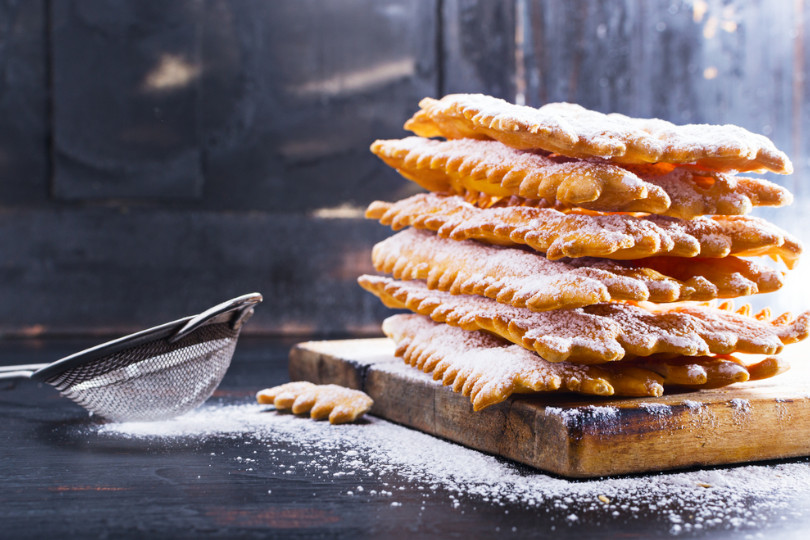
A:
730;398;752;425
369;193;799;265
682;400;704;411
382;314;614;407
374;229;712;310
639;403;672;416
546;405;620;436
419;94;791;173
605;165;788;219
374;359;438;384
639;402;674;430
361;275;792;364
374;136;663;211
730;398;751;412
383;136;616;183
384;135;790;219
95;401;810;536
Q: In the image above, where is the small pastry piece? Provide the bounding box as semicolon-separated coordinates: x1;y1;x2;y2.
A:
372;137;793;219
257;382;373;424
371;137;671;214
372;229;784;310
405;94;792;174
383;315;789;410
366;193;801;267
359;275;810;364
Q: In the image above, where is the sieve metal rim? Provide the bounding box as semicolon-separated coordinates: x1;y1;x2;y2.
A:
29;293;262;384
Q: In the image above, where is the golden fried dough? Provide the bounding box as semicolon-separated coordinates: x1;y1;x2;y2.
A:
359;275;809;363
624;164;792;219
739;355;790;381
372;137;792;219
371;137;670;214
373;230;784;310
382;314;654;409
257;382;373;424
366;193;801;267
383;315;787;409
634;354;787;390
405;94;792;174
634;256;783;298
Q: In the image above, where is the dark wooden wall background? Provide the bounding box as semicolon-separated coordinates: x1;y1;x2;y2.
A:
0;0;808;337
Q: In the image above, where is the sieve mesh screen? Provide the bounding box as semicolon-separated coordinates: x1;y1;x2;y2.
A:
46;322;240;422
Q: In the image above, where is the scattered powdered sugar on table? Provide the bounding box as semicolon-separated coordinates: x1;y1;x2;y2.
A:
95;402;810;536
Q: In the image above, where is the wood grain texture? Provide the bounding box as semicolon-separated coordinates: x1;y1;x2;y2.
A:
290;338;810;478
0;209;391;336
0;0;438;336
442;0;516;98
0;0;49;204
51;1;204;200
199;0;438;212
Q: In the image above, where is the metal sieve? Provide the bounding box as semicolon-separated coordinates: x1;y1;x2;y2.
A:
0;293;262;422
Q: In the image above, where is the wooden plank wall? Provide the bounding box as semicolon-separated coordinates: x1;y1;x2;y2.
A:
0;0;807;337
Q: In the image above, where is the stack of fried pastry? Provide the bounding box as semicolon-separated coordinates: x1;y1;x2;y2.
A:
359;94;810;411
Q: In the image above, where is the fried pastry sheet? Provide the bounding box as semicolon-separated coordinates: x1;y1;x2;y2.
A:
371;137;670;214
366;193;801;267
372;137;792;219
383;315;788;410
257;382;373;424
405;94;792;174
372;230;784;311
359;275;809;364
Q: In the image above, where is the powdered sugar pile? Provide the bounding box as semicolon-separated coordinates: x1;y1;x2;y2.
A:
545;405;620;436
730;398;753;425
96;401;810;537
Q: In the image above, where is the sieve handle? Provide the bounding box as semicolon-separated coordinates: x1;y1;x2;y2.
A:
0;363;49;380
169;293;263;344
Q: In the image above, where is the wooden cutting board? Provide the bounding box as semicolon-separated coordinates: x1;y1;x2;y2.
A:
288;338;810;478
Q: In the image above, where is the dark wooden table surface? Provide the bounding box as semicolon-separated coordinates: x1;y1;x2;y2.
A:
2;336;810;539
